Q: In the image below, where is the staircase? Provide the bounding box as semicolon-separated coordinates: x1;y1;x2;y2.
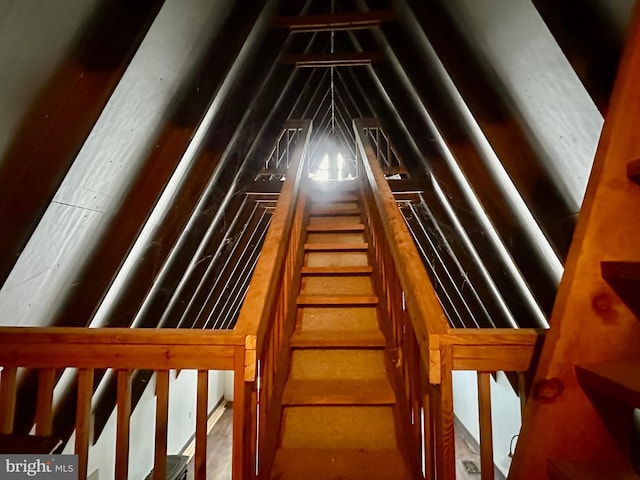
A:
267;182;415;480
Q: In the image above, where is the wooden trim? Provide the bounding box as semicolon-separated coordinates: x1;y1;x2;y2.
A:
154;370;169;480
35;368;56;436
305;224;365;233
450;345;539;372
115;370;132;480
234;120;311;342
232;349;246;480
432;345;455;478
477;372;495;480
303;242;368;251
300;265;373;275
0;343;237;370
75;369;94;480
272;10;395;32
296;294;379;306
0;327;244;345
194;370;208;480
354;119;449;384
0;366;17;434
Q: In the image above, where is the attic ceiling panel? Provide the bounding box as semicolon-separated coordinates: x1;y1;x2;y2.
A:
0;0;236;327
430;0;603;211
0;0;101;163
0;0;163;284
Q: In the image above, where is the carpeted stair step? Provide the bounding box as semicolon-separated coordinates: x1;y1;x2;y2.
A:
310;202;361;216
303;242;368;252
307;214;362;227
297;295;378;306
300;274;374;297
296;306;379;332
304;250;370;268
279;405;398;450
288;349;388;381
270;448;413;480
305;230;366;245
282;379;395;406
305;223;365;233
300;265;373;275
289;329;385;348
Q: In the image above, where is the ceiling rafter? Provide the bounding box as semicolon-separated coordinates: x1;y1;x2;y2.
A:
273;9;395;32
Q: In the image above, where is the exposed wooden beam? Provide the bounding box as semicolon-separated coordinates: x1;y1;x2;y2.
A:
281;51;384;68
273;10;395;32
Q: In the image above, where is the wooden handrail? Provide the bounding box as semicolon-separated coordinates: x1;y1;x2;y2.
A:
0;119;311;480
234;119;312;379
0;327;243;369
355;118;450;382
233;119;312;479
354;117;545;479
0;328;245;480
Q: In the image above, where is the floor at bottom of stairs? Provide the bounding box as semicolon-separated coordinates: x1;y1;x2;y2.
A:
186;404;506;480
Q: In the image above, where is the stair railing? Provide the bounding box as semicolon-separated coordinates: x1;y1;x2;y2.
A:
0;120;312;480
354;118;544;479
0;327;244;480
234;119;312;479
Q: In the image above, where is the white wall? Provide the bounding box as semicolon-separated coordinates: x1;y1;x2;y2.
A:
453;371;522;476
64;369;230;480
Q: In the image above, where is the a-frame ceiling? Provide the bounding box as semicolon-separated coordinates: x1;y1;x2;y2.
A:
0;0;633;336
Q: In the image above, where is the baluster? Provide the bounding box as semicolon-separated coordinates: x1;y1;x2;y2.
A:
477;372;495;480
75;368;94;480
232;350;246;480
154;370;169;480
432;346;456;479
422;368;435;479
115;370;132;480
0;366;17;434
195;370;208;480
35;368;56;436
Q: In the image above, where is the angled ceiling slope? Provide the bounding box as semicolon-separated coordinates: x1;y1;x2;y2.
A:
0;0;624;443
0;0;621;336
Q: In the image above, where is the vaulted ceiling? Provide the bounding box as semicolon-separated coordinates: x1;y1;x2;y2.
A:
0;0;634;333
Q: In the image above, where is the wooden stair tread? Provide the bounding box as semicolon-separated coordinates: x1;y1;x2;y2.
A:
575;360;640;406
297;294;378;306
270;448;413;480
306;223;365;233
301;265;373;275
289;329;385;348
280;406;398;450
304;242;368;251
310;193;358;202
628;158;640;184
601;261;640;316
282;379;395;405
289;349;388;381
298;306;379;332
548;459;640;480
309;207;362;216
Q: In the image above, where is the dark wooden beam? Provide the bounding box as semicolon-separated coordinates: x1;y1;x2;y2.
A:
281;51;384;68
273;10;395;32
